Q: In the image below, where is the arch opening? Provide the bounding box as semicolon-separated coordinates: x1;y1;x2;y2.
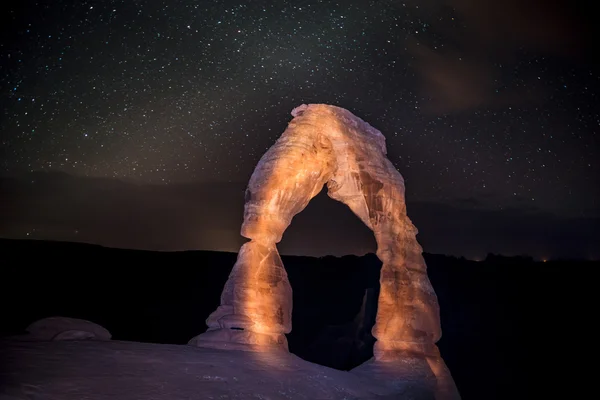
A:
278;185;380;370
278;186;377;257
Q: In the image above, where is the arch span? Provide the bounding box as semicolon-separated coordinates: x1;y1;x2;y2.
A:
190;104;460;399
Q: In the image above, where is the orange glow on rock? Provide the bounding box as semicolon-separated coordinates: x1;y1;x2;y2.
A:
190;104;459;397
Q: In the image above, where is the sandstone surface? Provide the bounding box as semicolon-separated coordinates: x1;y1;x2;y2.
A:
0;339;398;400
192;104;460;399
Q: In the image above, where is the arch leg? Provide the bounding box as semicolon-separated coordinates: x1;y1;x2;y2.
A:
190;128;335;351
351;176;460;399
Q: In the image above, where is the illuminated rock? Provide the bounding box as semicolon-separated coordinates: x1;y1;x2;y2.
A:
23;316;111;341
189;241;292;351
191;104;459;398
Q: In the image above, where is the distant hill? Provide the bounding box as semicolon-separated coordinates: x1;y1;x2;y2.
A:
1;238;594;400
2;171;598;259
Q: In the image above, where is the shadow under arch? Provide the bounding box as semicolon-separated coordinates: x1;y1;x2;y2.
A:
189;104;461;399
278;186;380;370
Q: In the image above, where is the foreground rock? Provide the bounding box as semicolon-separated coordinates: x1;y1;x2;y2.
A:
9;316;112;342
18;316;112;341
1;338;406;400
193;104;460;399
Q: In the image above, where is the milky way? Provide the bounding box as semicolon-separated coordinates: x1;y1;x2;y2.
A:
1;0;598;218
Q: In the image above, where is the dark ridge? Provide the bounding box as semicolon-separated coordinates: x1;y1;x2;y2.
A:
1;238;594;400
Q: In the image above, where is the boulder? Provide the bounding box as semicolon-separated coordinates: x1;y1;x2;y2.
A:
24;316;111;341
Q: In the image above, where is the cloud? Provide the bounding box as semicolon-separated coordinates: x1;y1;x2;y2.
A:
0;172;597;260
402;0;592;114
446;0;588;54
410;42;550;114
404;0;589;52
410;44;495;113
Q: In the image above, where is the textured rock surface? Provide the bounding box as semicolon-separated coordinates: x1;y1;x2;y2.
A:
21;317;111;341
193;104;459;398
0;339;388;400
352;346;461;400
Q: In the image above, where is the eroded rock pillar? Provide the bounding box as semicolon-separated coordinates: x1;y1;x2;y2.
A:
190;112;335;351
344;166;460;399
190;241;292;350
371;214;441;358
349;213;460;399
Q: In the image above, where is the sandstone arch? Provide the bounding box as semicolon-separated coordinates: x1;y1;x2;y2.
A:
191;104;459;398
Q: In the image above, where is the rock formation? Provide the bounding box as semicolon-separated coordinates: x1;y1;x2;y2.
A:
22;316;111;341
191;104;460;399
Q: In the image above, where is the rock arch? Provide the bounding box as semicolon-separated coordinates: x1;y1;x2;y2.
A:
191;104;459;398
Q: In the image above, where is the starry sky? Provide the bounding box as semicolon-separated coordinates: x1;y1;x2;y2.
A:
1;0;598;259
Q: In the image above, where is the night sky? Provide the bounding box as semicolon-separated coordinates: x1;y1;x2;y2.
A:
1;0;598;259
